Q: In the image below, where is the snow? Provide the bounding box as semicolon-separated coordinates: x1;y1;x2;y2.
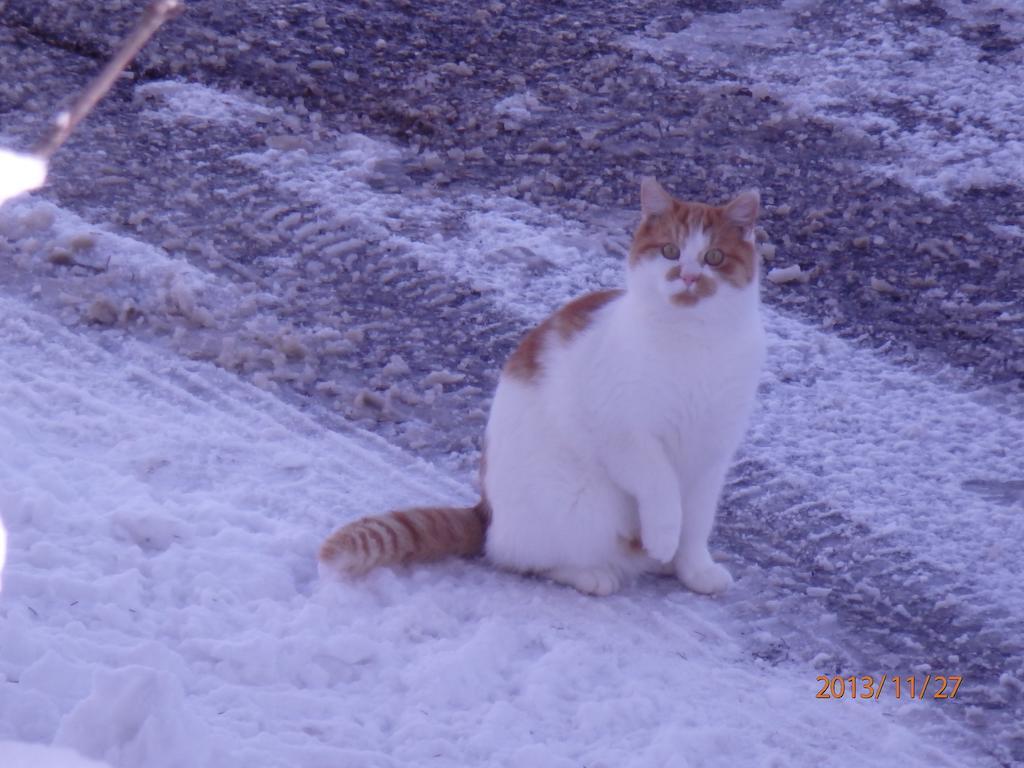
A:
628;0;1024;199
0;195;235;328
766;264;809;284
232;138;619;321
52;666;212;768
493;91;545;126
756;310;1024;606
0;740;111;768
135;81;620;324
135;80;281;127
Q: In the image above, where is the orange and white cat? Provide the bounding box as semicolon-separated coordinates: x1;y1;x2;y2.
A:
320;178;765;595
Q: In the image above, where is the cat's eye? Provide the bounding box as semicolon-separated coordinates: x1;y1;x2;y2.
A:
660;243;680;260
704;248;725;267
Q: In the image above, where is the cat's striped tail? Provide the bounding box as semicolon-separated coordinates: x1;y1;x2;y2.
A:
318;502;489;576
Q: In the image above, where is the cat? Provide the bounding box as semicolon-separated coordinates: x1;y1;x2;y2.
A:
320;177;766;595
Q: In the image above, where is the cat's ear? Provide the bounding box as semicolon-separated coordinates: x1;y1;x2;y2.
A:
724;189;760;234
640;177;673;217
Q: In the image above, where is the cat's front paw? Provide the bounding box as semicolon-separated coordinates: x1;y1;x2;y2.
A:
642;523;681;563
677;561;733;595
546;565;622;596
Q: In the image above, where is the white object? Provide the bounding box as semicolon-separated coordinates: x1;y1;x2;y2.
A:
0;741;111;768
0;149;48;205
767;264;809;284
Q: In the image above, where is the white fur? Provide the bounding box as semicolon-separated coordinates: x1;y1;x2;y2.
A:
0;516;6;592
483;217;765;595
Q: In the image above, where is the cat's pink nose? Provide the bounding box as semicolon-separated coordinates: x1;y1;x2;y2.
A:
681;272;700;286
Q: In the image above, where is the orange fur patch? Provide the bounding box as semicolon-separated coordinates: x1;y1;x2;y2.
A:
663;264;719;306
505;289;623;381
673;276;718;306
319;502;489;576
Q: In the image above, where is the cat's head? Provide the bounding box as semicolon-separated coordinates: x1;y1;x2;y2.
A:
628;178;760;315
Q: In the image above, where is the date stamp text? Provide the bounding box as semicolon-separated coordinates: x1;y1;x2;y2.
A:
816;674;962;701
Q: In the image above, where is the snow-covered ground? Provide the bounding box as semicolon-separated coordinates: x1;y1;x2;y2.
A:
2;30;1022;767
0;269;994;767
0;740;111;768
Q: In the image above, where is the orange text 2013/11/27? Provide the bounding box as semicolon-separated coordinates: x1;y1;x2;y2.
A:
815;674;963;700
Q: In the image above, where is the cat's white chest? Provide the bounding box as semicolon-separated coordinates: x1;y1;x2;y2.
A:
605;314;765;470
669;339;760;457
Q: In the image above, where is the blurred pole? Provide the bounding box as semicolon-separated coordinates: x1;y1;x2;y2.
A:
33;0;186;161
